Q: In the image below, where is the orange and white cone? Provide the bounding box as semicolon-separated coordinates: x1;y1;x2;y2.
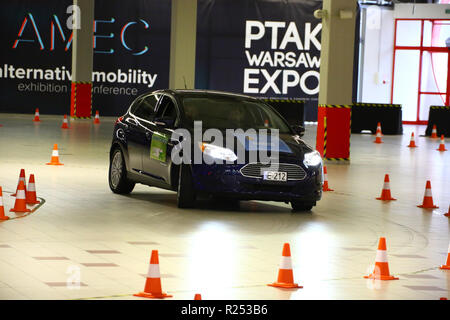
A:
440;242;450;270
0;187;10;221
431;125;438;139
26;174;40;205
364;237;398;280
194;293;202;300
268;243;302;289
445;205;449;217
134;250;172;299
12;168;27;197
61;115;69;129
437;135;447;152
407;132;417;148
376;174;396;201
322;166;334;192
9;180;31;213
375;122;383;136
93;111;100;124
46;144;63;166
417;180;438;209
374;126;383;144
33;108;40;122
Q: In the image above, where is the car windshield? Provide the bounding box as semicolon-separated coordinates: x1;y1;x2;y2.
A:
181;96;292;133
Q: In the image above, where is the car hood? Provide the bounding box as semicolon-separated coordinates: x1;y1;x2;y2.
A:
182;128;315;161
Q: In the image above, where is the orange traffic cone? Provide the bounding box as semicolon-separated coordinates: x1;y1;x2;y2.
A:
9;180;31;213
445;205;449;217
194;293;202;300
93;111;100;124
61;115;69;129
376;174;396;201
134;250;172;299
322;166;334;192
46;144;63;166
375;122;383;136
431;125;438;138
0;187;10;221
268;243;302;289
12;169;27;197
407;132;417;148
26;174;40;205
417;180;438;209
33;108;40;122
374;123;383;144
440;242;450;270
437;135;447;152
364;237;398;280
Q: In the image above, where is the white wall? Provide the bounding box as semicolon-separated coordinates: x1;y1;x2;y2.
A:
394;3;450;19
359;3;450;106
359;6;394;104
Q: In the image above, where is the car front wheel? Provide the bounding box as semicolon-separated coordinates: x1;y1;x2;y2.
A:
177;164;196;208
109;147;135;194
291;200;315;212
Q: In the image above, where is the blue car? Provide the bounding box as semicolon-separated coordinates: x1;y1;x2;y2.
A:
109;89;323;211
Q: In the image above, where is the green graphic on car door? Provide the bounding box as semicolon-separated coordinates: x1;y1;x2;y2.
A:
150;132;169;162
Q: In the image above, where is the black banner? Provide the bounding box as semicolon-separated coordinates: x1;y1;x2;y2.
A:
0;0;171;116
195;0;323;121
0;0;323;120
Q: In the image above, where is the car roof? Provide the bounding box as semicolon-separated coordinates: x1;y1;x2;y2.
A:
156;89;259;101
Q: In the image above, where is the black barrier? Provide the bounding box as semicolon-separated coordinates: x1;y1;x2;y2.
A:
263;99;305;126
351;103;403;135
425;106;450;137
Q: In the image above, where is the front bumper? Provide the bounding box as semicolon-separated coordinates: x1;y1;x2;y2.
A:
191;163;322;202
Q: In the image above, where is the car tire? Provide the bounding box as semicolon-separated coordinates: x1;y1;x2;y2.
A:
109;147;135;194
177;164;196;208
291;200;315;212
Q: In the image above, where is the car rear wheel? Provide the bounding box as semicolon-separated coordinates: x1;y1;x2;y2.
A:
177;164;196;208
109;147;135;194
291;200;315;212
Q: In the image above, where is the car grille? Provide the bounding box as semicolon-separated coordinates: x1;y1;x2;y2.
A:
240;163;307;181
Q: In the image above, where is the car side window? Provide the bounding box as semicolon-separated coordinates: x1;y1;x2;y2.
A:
163;101;177;119
129;97;143;114
155;95;180;127
133;94;159;120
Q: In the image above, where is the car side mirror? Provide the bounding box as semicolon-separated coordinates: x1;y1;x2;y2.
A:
291;125;305;137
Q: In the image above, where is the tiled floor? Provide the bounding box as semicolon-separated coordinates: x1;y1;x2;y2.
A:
0;113;449;300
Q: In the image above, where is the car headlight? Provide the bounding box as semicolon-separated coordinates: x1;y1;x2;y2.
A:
199;142;238;162
303;151;322;168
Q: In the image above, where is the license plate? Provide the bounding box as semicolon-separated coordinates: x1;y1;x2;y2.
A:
263;171;287;181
